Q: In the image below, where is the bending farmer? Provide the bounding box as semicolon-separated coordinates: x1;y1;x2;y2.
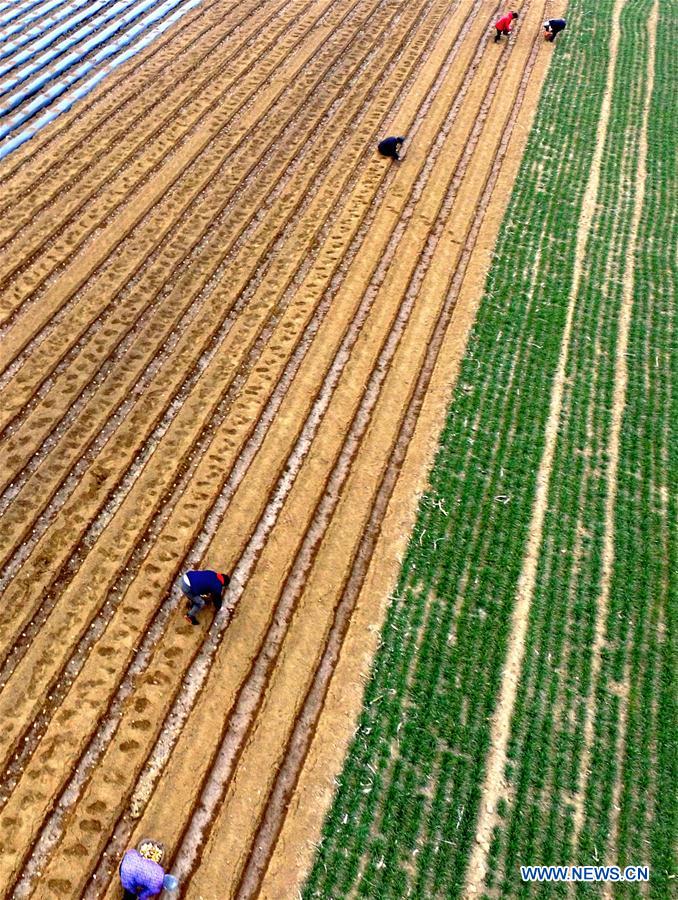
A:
543;18;567;41
179;569;230;625
119;840;176;899
494;10;518;42
377;136;405;160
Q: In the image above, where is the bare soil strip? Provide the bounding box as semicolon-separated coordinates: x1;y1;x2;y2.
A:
463;0;626;891
0;0;561;896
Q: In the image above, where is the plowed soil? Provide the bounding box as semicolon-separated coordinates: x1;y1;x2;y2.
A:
0;0;554;896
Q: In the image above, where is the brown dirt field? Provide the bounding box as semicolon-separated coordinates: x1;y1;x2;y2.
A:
0;0;556;896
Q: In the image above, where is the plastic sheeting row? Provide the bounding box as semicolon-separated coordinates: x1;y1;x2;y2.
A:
0;0;154;98
0;0;204;159
1;0;120;68
0;0;73;32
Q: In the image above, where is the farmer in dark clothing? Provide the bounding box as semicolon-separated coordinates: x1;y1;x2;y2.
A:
494;10;518;42
179;569;230;625
377;136;405;160
543;18;566;41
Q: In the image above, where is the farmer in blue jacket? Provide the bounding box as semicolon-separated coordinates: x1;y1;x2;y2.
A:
179;569;230;625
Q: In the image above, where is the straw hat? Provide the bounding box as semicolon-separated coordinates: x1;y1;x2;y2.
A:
137;839;165;865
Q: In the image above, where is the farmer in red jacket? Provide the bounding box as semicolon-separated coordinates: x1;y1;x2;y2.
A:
494;10;518;42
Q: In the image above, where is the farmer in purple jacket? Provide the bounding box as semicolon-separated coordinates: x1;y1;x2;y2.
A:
119;845;165;899
179;569;230;625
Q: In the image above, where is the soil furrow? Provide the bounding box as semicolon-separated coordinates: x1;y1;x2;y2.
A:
0;0;390;436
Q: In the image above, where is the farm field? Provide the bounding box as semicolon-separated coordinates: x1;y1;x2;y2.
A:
306;0;675;897
0;1;673;900
0;0;557;895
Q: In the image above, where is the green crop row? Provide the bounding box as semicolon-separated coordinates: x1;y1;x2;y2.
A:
302;0;651;896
